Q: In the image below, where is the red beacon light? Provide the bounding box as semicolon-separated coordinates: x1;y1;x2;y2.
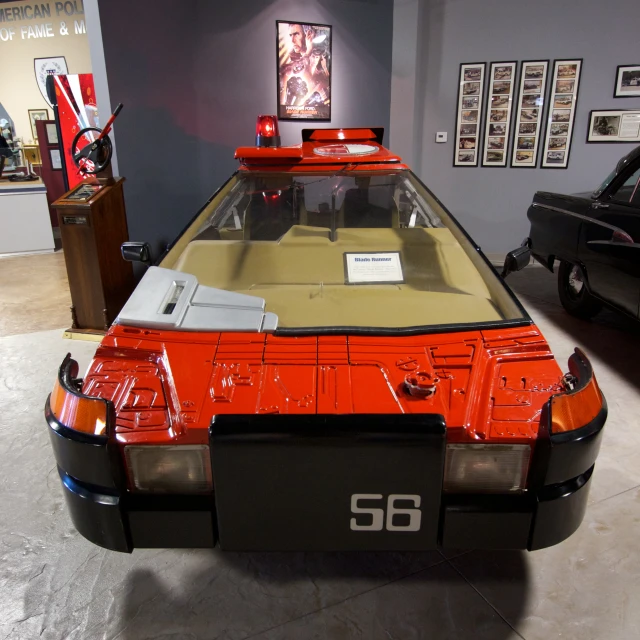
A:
256;115;281;148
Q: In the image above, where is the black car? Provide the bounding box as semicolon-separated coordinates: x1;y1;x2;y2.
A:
511;146;640;320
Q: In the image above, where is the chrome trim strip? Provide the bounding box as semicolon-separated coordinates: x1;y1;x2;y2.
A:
531;202;633;242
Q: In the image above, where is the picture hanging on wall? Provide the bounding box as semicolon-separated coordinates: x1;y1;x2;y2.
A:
511;60;549;168
276;21;332;120
33;56;68;108
481;61;517;167
587;109;640;142
28;109;49;143
614;65;640;98
540;59;582;168
454;62;486;166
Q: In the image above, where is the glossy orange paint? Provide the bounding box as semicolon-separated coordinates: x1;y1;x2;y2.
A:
81;324;564;455
235;127;404;167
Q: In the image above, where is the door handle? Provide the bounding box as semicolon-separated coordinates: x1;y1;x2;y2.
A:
591;201;609;209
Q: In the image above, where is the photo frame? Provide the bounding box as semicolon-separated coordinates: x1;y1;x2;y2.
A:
481;61;517;167
454;62;486;166
511;61;549;168
276;21;332;121
540;59;582;169
45;123;58;145
587;109;640;143
50;149;62;170
28;109;49;142
614;65;640;98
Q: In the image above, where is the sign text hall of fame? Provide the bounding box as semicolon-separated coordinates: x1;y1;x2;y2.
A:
0;1;86;42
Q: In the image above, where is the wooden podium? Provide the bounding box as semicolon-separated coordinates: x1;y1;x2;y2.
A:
53;178;134;335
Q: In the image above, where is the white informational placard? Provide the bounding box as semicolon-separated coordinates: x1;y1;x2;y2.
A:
588;109;640;142
345;252;404;284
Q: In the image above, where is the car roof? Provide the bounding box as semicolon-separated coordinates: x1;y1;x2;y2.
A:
235;127;406;170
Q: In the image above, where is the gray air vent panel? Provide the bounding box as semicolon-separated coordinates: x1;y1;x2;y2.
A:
115;267;278;332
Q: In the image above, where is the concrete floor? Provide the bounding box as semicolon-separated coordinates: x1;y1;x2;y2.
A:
0;254;639;640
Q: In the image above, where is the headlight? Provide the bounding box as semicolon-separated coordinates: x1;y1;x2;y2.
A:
443;444;531;493
125;445;212;493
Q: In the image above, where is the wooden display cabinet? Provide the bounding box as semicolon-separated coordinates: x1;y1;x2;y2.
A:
53;178;134;333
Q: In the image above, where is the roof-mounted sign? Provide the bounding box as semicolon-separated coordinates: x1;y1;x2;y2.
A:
313;143;379;157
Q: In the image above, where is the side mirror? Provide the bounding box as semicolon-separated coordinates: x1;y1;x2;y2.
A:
501;241;531;278
121;241;151;265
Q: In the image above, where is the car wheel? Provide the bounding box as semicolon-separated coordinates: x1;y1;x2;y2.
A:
557;261;602;319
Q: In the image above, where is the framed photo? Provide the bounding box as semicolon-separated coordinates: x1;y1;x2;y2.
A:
276;21;332;120
28;109;49;142
454;63;486;166
50;149;62;170
511;61;549;168
45;123;58;145
587;109;640;142
540;59;582;169
614;65;640;98
481;61;517;167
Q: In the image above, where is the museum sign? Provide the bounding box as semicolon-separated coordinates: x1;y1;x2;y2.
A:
0;1;85;42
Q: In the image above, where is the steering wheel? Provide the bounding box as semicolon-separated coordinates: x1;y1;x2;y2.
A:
71;126;113;175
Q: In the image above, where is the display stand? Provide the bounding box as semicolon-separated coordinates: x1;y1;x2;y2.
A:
53;177;134;336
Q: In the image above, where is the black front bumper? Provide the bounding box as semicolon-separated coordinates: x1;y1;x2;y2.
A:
46;400;606;553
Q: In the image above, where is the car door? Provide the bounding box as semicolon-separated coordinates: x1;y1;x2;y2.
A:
579;159;640;317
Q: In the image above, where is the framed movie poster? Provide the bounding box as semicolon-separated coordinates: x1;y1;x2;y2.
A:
276;21;332;120
614;65;640;98
540;59;582;168
454;62;486;166
587;109;640;142
481;61;517;167
511;60;549;168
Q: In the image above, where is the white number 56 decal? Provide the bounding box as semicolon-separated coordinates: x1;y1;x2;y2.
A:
350;494;422;532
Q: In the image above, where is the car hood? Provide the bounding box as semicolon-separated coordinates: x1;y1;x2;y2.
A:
82;324;564;447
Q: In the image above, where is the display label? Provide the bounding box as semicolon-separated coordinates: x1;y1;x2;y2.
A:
345;252;404;284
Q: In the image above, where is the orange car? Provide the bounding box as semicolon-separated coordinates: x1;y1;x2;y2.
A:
45;118;606;552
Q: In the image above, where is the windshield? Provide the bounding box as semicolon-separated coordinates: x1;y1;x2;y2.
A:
161;169;525;331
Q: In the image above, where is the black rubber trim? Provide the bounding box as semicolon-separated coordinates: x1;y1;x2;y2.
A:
538;464;594;502
46;397;121;489
211;413;446;442
274;317;533;337
58;469;131;553
529;465;594;550
441;494;535;550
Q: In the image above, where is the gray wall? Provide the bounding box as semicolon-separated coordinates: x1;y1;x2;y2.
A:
98;0;394;257
391;0;640;257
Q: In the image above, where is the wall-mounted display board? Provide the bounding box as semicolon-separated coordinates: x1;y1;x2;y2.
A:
587;109;640;142
540;59;582;168
481;61;517;167
614;65;640;98
454;63;486;166
511;60;549;168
